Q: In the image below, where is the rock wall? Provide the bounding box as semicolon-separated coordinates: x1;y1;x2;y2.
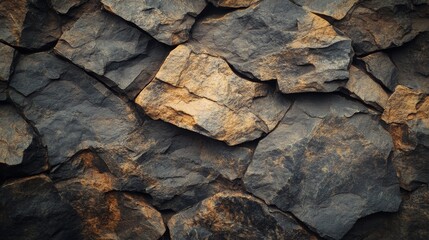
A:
1;0;428;239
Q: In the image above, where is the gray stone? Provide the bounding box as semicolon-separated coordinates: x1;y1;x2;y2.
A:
293;0;359;20
0;175;83;240
50;0;87;14
345;65;389;110
101;0;207;45
360;52;398;91
168;192;315;240
0;104;47;179
392;146;429;191
191;0;353;94
208;0;260;8
9;52;142;166
244;94;401;239
55;10;169;98
135;44;290;146
0;43;15;82
0;0;61;50
344;185;429;240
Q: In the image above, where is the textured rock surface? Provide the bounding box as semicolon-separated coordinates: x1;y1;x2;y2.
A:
392;146;429;191
360;52;398;91
51;151;166;240
0;104;47;179
168;192;315;240
293;0;359;20
9;52;142;166
55;10;169;97
101;0;206;45
136;45;289;145
50;0;87;14
344;186;429;240
345;65;389;110
192;0;353;94
0;175;83;240
244;94;401;239
208;0;260;8
0;43;15;82
0;0;61;49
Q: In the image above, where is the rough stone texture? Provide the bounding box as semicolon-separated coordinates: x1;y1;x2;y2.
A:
0;175;83;240
0;0;61;50
168;192;315;240
101;0;207;45
345;65;389;110
192;0;353;94
335;0;429;55
50;0;88;14
51;151;166;240
136;44;290;146
0;43;15;82
293;0;359;20
360;52;398;91
55;10;169;98
0;104;47;180
344;186;429;240
244;94;401;239
208;0;260;8
382;85;429;191
390;32;429;93
9;52;142;166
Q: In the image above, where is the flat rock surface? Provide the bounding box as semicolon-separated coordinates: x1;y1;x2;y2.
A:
0;43;15;82
101;0;207;45
244;94;401;239
293;0;359;20
0;0;61;50
0;175;83;240
360;52;398;91
208;0;260;8
168;192;315;240
136;44;289;145
192;0;353;94
55;10;169;97
51;0;87;14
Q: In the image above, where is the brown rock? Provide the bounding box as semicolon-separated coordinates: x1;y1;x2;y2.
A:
345;65;389;110
50;0;87;14
293;0;359;20
208;0;260;8
360;52;398;91
135;45;290;146
0;43;15;82
101;0;207;45
168;192;315;239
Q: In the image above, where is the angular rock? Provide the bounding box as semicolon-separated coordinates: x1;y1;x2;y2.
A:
101;0;207;45
192;0;353;94
168;192;315;239
0;104;47;180
51;151;166;240
208;0;260;8
360;52;398;91
135;44;290;146
0;175;82;240
0;43;15;82
50;0;87;14
0;0;61;50
9;52;141;166
335;1;428;55
55;10;169;98
345;65;389;110
244;94;401;239
344;186;429;240
293;0;359;20
390;32;429;93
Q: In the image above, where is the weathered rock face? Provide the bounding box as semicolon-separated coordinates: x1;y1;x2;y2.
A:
344;185;429;240
0;175;83;240
244;94;401;239
390;32;429;93
192;0;353;94
360;52;398;91
55;10;169;97
293;0;359;20
0;43;15;101
51;151;166;240
101;0;207;45
136;44;289;146
50;0;87;14
168;192;315;240
345;65;389;110
335;0;429;55
208;0;260;8
0;0;61;50
382;85;429;190
9;52;141;166
0;104;47;180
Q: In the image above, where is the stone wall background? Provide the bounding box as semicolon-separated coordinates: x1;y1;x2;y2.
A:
0;0;428;239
